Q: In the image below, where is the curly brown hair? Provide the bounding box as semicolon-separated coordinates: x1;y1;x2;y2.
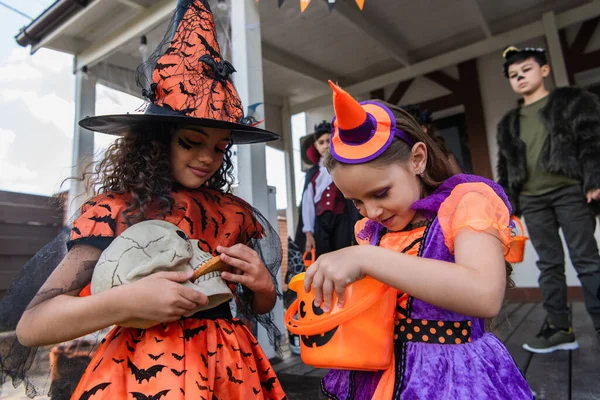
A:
76;122;235;224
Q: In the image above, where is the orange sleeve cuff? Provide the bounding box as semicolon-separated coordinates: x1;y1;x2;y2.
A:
438;182;511;254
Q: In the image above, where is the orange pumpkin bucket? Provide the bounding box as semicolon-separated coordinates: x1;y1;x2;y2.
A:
283;272;396;371
506;216;528;263
303;249;316;268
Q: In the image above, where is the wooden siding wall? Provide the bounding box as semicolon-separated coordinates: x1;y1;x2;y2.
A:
0;191;64;299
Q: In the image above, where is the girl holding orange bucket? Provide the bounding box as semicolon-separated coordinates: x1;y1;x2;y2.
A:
301;82;532;399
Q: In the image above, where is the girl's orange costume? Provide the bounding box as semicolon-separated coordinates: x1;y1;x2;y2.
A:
70;189;286;399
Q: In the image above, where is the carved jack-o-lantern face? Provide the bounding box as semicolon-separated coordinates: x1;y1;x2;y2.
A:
298;300;339;348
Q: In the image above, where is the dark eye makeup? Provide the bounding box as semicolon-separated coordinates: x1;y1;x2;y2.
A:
177;137;192;150
184;137;202;145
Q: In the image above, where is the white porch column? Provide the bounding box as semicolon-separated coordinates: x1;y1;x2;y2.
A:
230;0;283;359
282;97;298;238
230;0;268;213
67;67;96;216
542;11;570;88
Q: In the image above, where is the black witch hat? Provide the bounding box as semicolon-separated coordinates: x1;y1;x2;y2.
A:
79;0;278;144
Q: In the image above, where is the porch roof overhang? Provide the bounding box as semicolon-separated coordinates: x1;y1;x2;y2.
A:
14;0;600;112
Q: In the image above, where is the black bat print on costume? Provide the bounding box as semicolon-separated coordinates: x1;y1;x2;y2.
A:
130;389;171;400
191;197;209;231
78;382;111;400
148;352;164;361
127;357;166;383
198;237;213;253
172;352;185;361
211;217;220;238
183;216;195;234
171;368;186;376
155;62;177;71
110;330;122;343
179;82;196;97
88;214;117;234
92;358;103;372
226;366;243;384
98;203;112;212
182;325;207;341
240;349;252;357
261;377;277;391
195;32;221;59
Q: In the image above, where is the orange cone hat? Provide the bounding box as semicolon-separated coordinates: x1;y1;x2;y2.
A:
329;81;415;164
330;81;368;131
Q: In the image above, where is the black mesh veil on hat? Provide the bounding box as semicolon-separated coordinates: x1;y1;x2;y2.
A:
79;0;279;144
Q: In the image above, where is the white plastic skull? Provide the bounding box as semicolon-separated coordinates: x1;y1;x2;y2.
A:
91;220;233;328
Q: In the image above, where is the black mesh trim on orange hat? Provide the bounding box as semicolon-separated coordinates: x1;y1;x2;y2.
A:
394;318;472;344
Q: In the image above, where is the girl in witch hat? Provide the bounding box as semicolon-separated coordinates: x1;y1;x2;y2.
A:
1;1;287;399
303;82;532;399
294;121;360;257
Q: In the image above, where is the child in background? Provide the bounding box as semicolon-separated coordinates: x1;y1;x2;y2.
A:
497;46;600;351
295;121;359;257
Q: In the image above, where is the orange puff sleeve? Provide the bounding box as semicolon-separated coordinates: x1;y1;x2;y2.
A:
438;182;512;254
67;193;131;251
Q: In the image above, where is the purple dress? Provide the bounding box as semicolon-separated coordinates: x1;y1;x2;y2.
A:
321;175;533;399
